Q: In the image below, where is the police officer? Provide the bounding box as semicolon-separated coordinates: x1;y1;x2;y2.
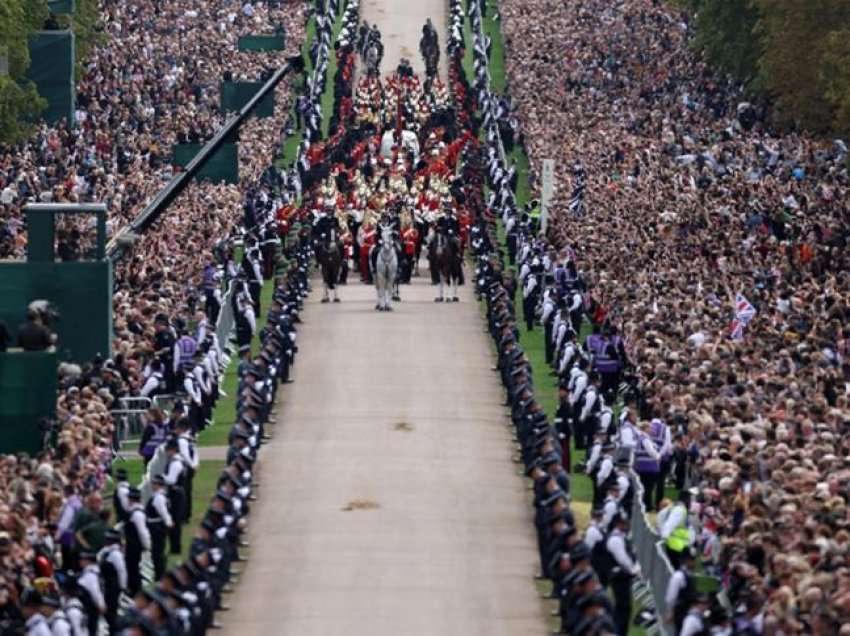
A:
56;575;86;636
163;439;186;554
520;254;541;332
148;475;174;580
98;529;126;631
665;548;698;633
567;357;589;448
21;588;51;636
42;593;71;636
576;372;601;451
175;418;199;520
124;486;150;597
604;513;640;636
553;382;572;472
112;467;130;524
77;552;105;636
680;594;711;636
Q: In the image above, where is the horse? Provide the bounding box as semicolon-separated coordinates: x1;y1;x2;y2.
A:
428;228;463;302
317;227;342;303
413;216;428;277
372;225;398;311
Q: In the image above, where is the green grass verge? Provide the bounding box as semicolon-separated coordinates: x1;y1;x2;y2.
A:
169;459;226;566
321;3;345;139
275;13;317;170
461;0;533;206
106;458;226;565
481;0;506;94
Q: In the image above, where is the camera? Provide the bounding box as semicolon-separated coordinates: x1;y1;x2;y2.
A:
28;299;61;327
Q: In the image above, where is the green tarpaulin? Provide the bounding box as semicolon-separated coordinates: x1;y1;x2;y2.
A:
220;81;274;118
238;34;285;52
173;143;239;184
26;31;75;125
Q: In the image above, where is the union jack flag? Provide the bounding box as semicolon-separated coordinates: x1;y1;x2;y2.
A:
730;293;756;340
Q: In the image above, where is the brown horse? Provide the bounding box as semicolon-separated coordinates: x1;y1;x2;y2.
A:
427;229;463;302
317;228;342;303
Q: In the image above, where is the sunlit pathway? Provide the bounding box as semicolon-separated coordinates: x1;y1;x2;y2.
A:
219;270;546;636
360;0;448;79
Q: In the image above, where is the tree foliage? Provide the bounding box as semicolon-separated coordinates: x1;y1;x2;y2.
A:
0;76;46;143
0;0;49;142
682;0;850;136
682;0;762;83
0;0;49;79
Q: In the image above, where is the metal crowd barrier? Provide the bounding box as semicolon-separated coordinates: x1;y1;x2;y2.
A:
629;472;674;635
111;396;152;442
214;278;237;351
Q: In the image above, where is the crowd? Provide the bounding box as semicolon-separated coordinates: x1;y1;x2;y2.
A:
0;0;307;259
0;0;338;631
472;0;850;632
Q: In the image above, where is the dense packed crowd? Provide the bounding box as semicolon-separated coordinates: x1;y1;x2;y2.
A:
490;0;850;632
0;0;306;259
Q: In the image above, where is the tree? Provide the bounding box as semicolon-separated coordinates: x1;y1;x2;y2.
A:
0;76;46;142
0;0;49;142
820;29;850;136
753;0;850;132
683;0;763;84
0;0;48;78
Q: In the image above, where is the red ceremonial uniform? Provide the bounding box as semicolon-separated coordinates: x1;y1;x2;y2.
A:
402;227;418;256
359;227;377;279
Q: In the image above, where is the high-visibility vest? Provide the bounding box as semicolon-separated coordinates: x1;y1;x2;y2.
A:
665;504;691;552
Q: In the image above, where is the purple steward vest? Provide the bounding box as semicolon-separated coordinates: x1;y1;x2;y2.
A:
650;419;671;461
177;335;197;371
634;432;660;474
586;334;606;356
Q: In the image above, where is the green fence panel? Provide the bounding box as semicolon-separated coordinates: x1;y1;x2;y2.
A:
220;81;274;117
26;31;75;125
173;143;239;184
0;353;57;454
0;262;112;362
238;34;285;52
48;0;75;14
26;211;55;263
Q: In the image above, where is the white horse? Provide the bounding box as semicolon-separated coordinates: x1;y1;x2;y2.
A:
373;226;398;311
